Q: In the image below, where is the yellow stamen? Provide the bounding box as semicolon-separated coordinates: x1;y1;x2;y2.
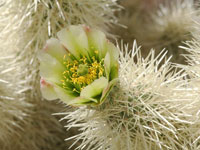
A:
73;88;80;93
62;55;105;92
64;54;66;59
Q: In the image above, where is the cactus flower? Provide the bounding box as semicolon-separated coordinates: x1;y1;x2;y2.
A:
38;25;119;106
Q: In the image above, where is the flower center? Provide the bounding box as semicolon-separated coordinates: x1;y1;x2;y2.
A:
61;54;104;93
77;64;88;76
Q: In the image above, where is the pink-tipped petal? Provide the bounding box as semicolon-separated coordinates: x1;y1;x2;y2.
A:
40;79;58;100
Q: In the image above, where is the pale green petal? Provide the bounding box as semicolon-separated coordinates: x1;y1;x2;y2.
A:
68;97;98;106
57;25;89;59
110;64;119;80
44;38;68;63
40;79;58;100
87;28;107;59
80;77;108;98
105;42;119;80
38;52;65;84
106;42;119;66
57;28;80;59
69;25;89;53
100;78;118;104
54;85;76;103
104;52;111;79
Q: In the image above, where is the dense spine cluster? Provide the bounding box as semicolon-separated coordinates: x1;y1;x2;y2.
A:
61;42;200;150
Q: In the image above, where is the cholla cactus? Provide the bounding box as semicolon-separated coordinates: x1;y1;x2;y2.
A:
0;0;120;149
2;0;200;149
59;42;199;150
114;0;197;64
0;4;32;144
0;22;70;150
38;25;119;106
180;39;200;94
179;39;200;150
137;0;197;64
0;56;32;143
180;40;200;78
